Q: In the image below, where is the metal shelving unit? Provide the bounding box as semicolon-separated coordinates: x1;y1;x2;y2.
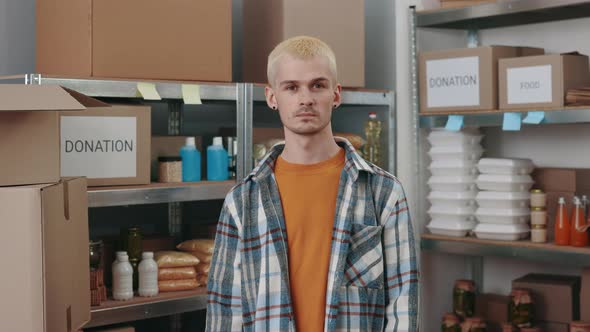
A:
410;1;590;280
420;106;590;128
421;234;590;266
88;181;236;207
417;0;590;30
84;289;207;328
21;75;395;327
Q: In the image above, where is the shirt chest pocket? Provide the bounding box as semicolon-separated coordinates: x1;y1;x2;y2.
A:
343;223;384;289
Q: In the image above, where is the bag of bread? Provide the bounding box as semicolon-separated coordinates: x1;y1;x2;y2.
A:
189;250;212;264
158;278;200;292
154;251;200;268
176;239;215;255
195;263;210;275
158;267;197;281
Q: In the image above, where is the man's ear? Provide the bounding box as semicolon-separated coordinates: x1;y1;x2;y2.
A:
333;83;342;109
265;85;278;110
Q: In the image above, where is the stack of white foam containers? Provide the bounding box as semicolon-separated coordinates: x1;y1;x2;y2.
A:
426;129;483;237
473;158;535;241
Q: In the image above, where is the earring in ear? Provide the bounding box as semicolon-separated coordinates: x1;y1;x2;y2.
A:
272;106;277;110
333;104;338;109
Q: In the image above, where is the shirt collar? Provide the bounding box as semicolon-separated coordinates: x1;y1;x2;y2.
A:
246;137;374;183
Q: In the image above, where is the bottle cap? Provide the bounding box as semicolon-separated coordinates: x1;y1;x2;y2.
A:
116;251;128;258
142;252;153;259
369;112;377;119
185;137;196;146
558;197;565;204
213;136;223;146
574;196;581;205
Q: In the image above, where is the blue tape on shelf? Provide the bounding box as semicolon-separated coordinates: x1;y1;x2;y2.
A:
445;115;464;131
522;111;545;124
502;112;522;131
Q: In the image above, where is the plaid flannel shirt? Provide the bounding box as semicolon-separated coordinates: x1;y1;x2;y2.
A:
206;138;419;332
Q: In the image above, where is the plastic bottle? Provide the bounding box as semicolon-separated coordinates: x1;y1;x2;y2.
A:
207;136;229;181
113;253;134;301
180;137;201;182
362;112;382;165
554;197;570;246
138;252;159;297
571;196;589;247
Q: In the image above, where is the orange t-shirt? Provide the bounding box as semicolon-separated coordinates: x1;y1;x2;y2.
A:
274;148;345;332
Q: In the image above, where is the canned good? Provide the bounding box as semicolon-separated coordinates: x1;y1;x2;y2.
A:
461;317;486;332
441;312;461;332
530;189;546;208
530;207;547;225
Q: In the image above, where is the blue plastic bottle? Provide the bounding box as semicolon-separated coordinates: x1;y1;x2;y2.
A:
180;137;201;182
207;136;229;181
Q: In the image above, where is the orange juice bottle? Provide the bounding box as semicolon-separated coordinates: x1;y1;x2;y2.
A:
571;196;589;247
554;197;570;246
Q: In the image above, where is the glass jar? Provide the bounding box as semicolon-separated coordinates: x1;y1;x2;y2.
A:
89;240;104;270
121;227;143;261
530;189;546;208
531;224;547;243
509;288;534;328
158;156;182;183
570;321;590;332
461;317;486;332
441;313;461;332
530;207;547;226
453;279;476;318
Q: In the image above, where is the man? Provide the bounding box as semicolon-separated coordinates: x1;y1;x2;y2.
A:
206;36;418;332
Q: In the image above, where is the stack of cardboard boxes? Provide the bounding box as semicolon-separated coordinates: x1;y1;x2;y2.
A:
0;84;154;331
420;46;590;114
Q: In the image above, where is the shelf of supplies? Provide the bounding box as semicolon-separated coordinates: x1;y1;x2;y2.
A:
84;288;207;328
421;233;590;266
38;77;238;101
417;0;590;29
419;106;590;128
252;84;393;106
88;181;235;207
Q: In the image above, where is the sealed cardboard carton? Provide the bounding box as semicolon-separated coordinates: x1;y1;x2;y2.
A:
419;46;544;113
499;54;590;110
532;168;590;194
243;0;365;87
0;177;90;331
0;85;85;186
512;273;581;323
37;0;232;82
475;293;510;332
59;89;151;187
582;267;590;321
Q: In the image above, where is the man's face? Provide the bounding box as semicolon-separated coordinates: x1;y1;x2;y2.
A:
266;55;341;136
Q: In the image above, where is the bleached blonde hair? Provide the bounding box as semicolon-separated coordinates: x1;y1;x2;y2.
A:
267;36;338;86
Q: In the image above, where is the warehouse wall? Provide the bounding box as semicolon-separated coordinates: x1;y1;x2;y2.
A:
0;0;35;76
413;15;590;331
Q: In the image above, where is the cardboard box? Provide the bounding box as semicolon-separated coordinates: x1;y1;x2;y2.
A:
243;0;365;87
475;293;510;332
59;91;151;186
532;168;590;194
0;177;90;332
419;46;544;113
499;54;590;110
581;267;590;321
0;85;85;186
37;0;232;82
512;273;581;323
151;136;202;181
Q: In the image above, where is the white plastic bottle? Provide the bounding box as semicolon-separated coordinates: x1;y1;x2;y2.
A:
113;253;134;301
138;252;159;297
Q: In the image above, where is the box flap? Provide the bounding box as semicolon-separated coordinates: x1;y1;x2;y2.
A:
62;87;111;108
41;177;90;331
0;85;86;112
